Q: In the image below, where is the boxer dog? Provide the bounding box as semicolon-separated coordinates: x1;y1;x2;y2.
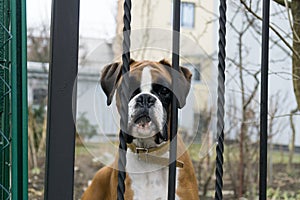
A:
81;59;199;200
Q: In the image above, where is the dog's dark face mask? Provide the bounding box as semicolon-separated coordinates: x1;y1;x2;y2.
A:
100;59;192;144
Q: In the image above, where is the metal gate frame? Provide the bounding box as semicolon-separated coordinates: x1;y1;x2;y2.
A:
44;0;80;199
44;0;271;200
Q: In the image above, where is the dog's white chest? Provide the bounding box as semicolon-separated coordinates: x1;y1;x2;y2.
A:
126;151;179;200
129;168;169;200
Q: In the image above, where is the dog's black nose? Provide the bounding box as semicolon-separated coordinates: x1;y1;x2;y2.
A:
136;94;156;108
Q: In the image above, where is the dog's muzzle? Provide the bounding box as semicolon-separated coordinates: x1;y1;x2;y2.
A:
134;93;156;127
128;92;165;139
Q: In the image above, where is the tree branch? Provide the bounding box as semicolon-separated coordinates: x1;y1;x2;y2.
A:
243;71;260;110
272;0;291;8
240;0;300;60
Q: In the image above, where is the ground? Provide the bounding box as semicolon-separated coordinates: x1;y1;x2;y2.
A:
28;144;300;200
29;147;103;200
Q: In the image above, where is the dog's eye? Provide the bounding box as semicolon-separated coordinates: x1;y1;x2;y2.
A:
160;87;170;96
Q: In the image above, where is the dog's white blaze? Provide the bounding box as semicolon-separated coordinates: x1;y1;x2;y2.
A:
140;67;152;93
126;150;180;200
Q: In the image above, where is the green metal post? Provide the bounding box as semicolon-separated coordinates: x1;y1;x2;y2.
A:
11;0;28;199
21;0;28;198
21;0;28;200
10;0;19;198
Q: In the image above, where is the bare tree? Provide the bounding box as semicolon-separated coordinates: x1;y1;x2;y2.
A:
273;0;300;110
221;1;294;198
240;0;300;177
27;25;50;64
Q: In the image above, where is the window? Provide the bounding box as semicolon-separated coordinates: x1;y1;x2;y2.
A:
181;2;195;28
33;88;47;105
193;66;201;81
171;2;195;28
184;63;201;82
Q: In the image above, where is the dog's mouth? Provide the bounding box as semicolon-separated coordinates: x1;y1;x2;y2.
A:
134;115;152;127
128;112;168;145
135;115;167;143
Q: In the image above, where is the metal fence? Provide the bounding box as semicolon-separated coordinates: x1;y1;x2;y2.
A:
0;0;28;199
44;0;271;200
0;0;12;199
0;0;273;199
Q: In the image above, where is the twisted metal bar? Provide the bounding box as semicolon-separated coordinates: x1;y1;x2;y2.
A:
214;0;227;199
117;0;131;199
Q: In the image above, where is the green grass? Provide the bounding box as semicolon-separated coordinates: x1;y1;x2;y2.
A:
76;142;300;164
267;188;300;200
270;151;300;164
75;142;117;156
187;143;217;161
75;145;90;156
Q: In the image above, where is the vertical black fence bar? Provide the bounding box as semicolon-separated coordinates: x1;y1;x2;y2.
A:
259;0;270;199
117;0;131;199
168;0;180;199
44;0;80;199
214;0;227;199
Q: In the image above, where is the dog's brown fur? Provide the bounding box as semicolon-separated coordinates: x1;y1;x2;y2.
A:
81;137;199;200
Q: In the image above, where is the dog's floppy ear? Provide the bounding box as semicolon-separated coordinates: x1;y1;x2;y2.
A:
177;66;192;108
101;59;136;105
100;62;122;105
179;65;192;83
159;59;192;108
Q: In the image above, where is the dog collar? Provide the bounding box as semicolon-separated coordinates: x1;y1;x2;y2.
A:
127;142;184;168
127;142;169;154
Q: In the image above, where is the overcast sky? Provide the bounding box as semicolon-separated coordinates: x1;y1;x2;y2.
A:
27;0;117;40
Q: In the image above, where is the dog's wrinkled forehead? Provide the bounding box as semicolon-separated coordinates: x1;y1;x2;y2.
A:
128;62;172;94
100;59;192;108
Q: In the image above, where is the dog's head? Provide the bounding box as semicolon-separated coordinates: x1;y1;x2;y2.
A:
100;59;192;147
